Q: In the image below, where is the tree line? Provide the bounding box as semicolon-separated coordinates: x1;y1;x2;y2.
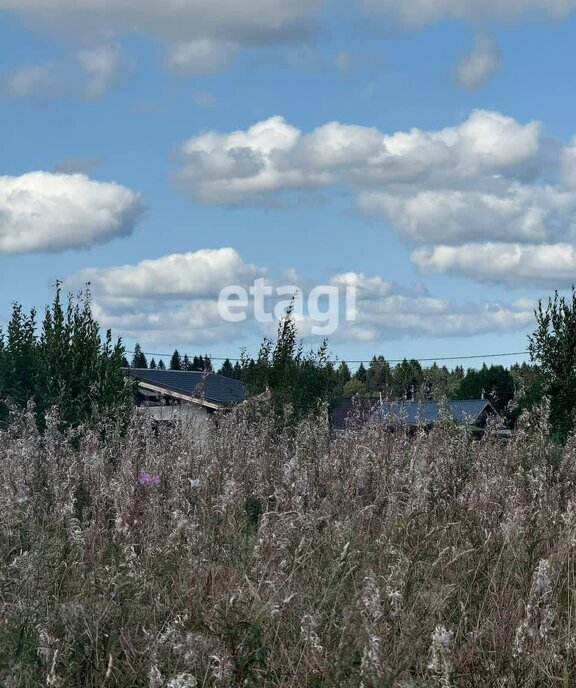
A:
0;285;132;429
0;285;572;440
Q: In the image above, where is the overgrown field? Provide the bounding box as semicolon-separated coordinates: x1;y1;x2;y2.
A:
1;398;575;687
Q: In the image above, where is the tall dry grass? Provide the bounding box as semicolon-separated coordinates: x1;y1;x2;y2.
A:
0;396;575;687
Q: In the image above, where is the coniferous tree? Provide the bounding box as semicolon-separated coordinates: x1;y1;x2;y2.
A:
392;359;424;400
158;360;166;370
149;358;157;369
455;364;514;414
218;358;235;378
355;362;367;384
366;356;392;395
336;361;352;395
0;284;132;429
170;350;182;371
131;343;148;369
182;354;192;371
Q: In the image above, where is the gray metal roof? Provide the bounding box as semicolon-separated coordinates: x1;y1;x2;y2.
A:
371;399;496;426
126;368;246;406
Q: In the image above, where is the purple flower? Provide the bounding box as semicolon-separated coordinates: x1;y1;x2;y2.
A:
138;472;161;487
138;472;151;486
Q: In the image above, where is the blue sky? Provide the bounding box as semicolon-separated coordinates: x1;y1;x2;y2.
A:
1;1;575;369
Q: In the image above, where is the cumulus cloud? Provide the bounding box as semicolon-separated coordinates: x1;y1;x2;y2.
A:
174;110;576;286
413;243;576;286
67;248;270;345
175;110;543;207
456;34;501;89
358;185;576;245
360;0;576;28
0;172;144;254
71;248;267;300
66;250;535;346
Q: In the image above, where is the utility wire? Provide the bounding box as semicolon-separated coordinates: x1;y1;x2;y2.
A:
126;348;531;365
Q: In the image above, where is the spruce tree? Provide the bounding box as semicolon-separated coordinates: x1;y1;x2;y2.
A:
218;358;235;378
170;350;182;370
158;360;166;370
131;343;148;369
0;284;132;429
149;358;157;369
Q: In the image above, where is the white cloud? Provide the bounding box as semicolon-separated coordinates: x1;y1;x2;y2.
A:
167;40;238;75
67;251;535;346
456;34;501;89
0;0;324;73
72;248;267;300
3;44;124;100
413;243;576;286
0;172;144;254
77;44;123;98
4;63;65;100
358;185;576;245
174;110;576;286
360;0;576;28
175;110;543;207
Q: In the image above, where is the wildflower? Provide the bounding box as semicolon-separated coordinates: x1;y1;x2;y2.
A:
138;473;161;487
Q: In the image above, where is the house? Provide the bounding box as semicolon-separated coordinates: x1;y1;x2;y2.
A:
331;397;501;433
126;368;246;423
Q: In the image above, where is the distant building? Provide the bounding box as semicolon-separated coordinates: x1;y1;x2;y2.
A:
331;398;501;433
126;368;246;424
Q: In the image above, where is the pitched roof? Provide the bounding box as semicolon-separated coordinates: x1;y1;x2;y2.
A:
371;399;497;425
126;368;246;406
330;397;380;431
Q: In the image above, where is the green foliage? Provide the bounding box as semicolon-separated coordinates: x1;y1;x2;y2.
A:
218;358;238;379
455;364;514;414
169;349;182;370
392;359;424;400
131;343;148;369
509;363;546;422
0;284;132;429
366;355;393;396
529;288;576;441
240;303;339;420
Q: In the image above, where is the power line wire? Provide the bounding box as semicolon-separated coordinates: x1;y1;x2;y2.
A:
126;348;531;366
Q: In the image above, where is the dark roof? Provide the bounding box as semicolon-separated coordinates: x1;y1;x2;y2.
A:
371;399;497;425
126;368;246;406
330;397;380;431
